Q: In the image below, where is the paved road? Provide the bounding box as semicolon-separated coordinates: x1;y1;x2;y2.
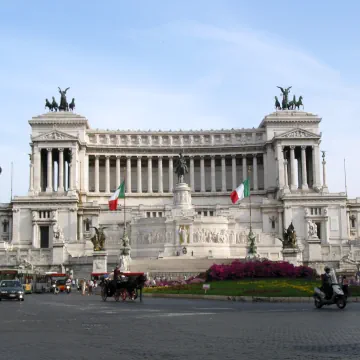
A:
1;293;360;360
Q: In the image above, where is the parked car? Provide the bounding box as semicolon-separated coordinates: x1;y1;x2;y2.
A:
0;280;25;301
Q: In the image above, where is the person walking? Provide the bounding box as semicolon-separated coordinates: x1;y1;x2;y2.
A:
81;279;86;296
88;279;94;295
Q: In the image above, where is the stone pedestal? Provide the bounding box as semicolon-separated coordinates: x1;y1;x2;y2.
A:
92;251;108;273
173;182;192;209
306;237;322;262
119;254;131;272
282;248;301;266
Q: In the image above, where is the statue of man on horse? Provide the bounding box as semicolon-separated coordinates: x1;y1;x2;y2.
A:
174;153;188;184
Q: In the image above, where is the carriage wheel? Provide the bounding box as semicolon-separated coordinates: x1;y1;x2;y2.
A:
120;289;127;302
101;288;107;302
114;290;120;302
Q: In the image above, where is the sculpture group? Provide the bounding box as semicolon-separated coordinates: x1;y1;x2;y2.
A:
90;226;107;251
279;222;297;248
45;87;75;112
275;86;304;110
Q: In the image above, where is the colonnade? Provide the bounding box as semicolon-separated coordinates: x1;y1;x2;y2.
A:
89;153;265;194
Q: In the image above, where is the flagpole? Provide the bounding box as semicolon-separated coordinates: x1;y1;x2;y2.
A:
248;165;252;231
10;162;13;201
344;158;348;196
123;166;126;235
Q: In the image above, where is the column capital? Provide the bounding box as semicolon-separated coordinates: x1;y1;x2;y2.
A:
252;153;258;158
168;155;173;160
200;155;205;159
231;154;236;159
137;155;142;160
210;155;216;159
126;155;132;160
46;148;52;152
301;145;307;150
189;155;194;159
158;155;163;160
116;155;121;159
58;148;64;152
94;154;100;159
290;145;296;150
220;154;226;159
147;155;152;160
105;155;110;159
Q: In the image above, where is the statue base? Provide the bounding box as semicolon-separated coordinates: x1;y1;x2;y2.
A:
52;243;65;265
92;251;108;273
119;254;131;272
282;247;301;266
173;182;193;210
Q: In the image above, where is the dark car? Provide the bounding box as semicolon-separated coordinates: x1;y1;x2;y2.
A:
0;280;25;301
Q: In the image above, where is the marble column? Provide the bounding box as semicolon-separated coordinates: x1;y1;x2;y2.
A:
126;156;132;193
116;156;121;187
32;221;38;248
105;155;110;193
290;146;296;190
158;156;163;193
276;144;284;189
322;152;328;191
33;146;41;193
83;152;89;193
242;156;247;182
29;154;34;193
301;146;308;190
137;156;142;193
168;156;173;192
95;155;100;192
78;214;83;242
147;156;152;193
58;148;64;192
221;155;226;192
210;155;216;192
190;156;195;190
46;148;53;192
232;155;237;190
312;144;321;188
284;159;289;189
252;154;258;191
200;156;205;192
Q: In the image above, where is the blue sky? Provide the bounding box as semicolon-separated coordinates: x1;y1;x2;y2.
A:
1;1;360;201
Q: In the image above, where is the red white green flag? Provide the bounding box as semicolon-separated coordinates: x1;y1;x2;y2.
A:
230;179;250;204
108;180;125;211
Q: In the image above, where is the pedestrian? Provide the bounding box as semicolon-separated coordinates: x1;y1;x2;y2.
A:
88;279;94;295
342;276;349;297
81;279;86;296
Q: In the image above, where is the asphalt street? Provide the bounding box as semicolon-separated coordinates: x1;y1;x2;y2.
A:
1;292;360;360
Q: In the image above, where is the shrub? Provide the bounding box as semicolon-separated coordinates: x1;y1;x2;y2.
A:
206;259;315;281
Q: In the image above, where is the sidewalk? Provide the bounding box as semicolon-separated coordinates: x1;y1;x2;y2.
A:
143;293;360;303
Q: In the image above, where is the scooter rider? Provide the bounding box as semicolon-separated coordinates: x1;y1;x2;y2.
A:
322;266;333;299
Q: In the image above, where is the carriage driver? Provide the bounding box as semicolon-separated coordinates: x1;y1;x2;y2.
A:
113;265;121;289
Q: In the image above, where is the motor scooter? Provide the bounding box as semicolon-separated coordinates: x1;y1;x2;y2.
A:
66;284;71;294
52;284;59;295
313;269;347;309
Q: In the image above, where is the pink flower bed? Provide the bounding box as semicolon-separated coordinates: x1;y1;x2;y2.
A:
206;260;315;281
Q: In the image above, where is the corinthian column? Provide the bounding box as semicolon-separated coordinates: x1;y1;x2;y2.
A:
242;155;247;182
252;154;258;191
94;155;100;192
29;153;34;193
290;146;296;190
46;148;53;192
168;156;173;192
105;155;110;193
200;156;205;192
221;155;226;192
126;156;132;193
190;156;194;191
231;155;237;190
33;146;41;193
158;156;163;193
301;146;308;190
137;156;142;193
211;155;216;192
147;156;152;193
58;148;64;192
116;156;121;186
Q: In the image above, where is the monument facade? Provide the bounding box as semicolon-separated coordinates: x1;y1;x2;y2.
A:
1;87;360;276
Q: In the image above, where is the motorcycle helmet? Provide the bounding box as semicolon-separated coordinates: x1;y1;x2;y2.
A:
324;266;331;273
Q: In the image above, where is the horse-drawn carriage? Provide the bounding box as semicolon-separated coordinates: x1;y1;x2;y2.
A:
101;272;147;302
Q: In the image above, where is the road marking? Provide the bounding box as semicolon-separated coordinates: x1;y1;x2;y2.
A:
194;307;234;310
136;312;216;319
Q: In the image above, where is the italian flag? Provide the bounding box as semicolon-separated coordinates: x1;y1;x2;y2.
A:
108;180;125;211
230;179;250;204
